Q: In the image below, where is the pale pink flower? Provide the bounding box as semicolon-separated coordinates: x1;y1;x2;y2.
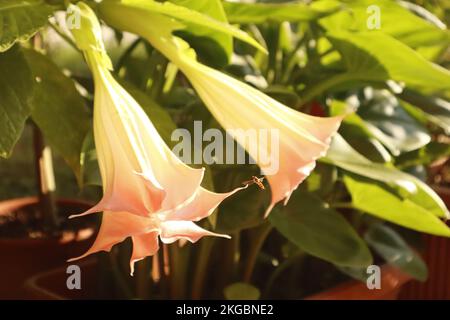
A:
99;3;344;216
68;3;243;273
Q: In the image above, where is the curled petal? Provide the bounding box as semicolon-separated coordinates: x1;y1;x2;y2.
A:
159;221;230;244
189;67;343;216
130;231;159;275
163;186;247;222
68;211;158;262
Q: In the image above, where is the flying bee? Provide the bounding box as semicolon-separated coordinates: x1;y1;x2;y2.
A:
242;176;266;190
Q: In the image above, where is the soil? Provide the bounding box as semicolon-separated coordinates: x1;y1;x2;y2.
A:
0;201;97;239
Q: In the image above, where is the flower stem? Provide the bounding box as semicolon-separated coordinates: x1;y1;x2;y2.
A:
262;252;305;298
48;21;82;54
157;244;169;297
241;222;273;283
32;123;59;233
330;202;355;209
191;238;215;299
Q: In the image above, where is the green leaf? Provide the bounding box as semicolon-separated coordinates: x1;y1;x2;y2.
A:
100;0;266;53
324;134;450;219
358;89;431;155
396;142;450;168
320;0;450;58
222;0;341;24
305;162;337;197
24;49;91;183
329;99;392;163
224;282;260;300
399;89;450;134
365;223;428;281
0;46;33;158
0;0;55;52
269;191;372;267
344;173;450;237
170;0;232;67
327;31;450;94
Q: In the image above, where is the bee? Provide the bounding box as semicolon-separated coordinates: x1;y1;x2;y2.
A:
242;176;266;190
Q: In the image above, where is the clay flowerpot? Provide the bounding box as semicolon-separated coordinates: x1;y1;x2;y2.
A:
24;258;99;300
306;265;411;300
0;197;95;299
399;186;450;299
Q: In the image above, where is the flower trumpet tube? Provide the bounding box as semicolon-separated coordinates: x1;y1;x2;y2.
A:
99;1;345;216
68;3;244;273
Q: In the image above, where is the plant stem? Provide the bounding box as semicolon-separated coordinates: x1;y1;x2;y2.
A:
115;38;142;71
48;21;82;54
109;248;134;299
191;238;215;299
299;73;354;103
32;123;59;233
242;222;273;283
262;252;304;298
157;244;169;298
330;202;355;209
168;245;188;299
135;258;151;299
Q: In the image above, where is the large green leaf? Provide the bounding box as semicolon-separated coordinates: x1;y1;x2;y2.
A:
320;0;450;58
329;99;392;163
0;0;55;52
399;89;450;134
0;47;33;158
365;223;428;281
170;0;232;66
344;173;450;237
358;89;431;155
24;49;91;182
222;0;341;24
269;191;372;267
327;31;450;93
100;0;265;53
396;142;450;168
323;134;449;219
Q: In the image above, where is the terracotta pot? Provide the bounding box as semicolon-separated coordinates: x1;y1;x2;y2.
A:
306;265;411;300
24;258;99;300
0;197;95;299
399;186;450;300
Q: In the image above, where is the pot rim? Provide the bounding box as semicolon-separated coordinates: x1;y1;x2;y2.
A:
305;264;412;300
0;196;95;244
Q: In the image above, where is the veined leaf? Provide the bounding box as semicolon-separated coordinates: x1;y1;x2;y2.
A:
100;0;266;53
0;47;33;157
365;224;428;281
269;191;372;267
344;173;450;237
170;0;232;67
323;134;450;219
0;0;55;52
329;99;392;163
222;0;341;24
24;49;91;183
358;89;431;155
320;0;450;59
327;31;450;93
